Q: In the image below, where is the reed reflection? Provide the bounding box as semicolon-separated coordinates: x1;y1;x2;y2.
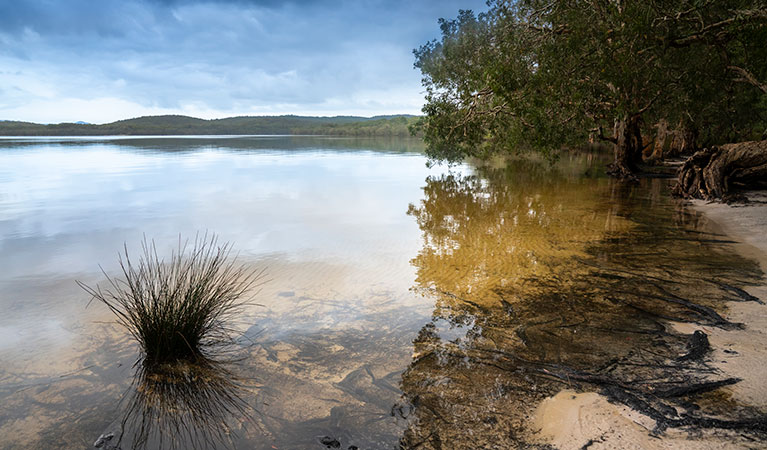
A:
100;357;253;450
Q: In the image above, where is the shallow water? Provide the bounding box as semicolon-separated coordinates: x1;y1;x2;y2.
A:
0;136;763;449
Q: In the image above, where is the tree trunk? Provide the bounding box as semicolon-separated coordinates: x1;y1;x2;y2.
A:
647;119;698;162
607;116;643;179
672;140;767;201
669;120;698;157
646;119;670;161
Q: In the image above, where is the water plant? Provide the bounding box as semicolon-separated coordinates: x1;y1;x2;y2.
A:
79;234;263;367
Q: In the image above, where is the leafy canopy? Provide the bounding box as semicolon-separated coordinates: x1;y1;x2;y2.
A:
413;0;767;168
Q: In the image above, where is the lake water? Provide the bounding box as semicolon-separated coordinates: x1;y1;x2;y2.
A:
0;136;763;449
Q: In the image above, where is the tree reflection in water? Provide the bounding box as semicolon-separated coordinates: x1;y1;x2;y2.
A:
399;156;765;448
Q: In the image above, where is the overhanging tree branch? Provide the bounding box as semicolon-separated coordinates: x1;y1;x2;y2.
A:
728;65;767;94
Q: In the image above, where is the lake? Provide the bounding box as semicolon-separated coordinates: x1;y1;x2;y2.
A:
0;136;763;449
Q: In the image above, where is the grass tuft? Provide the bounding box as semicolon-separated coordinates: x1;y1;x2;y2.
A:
79;234;264;367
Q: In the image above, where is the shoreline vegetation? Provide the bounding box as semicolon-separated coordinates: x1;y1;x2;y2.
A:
399;1;767;444
411;0;767;193
0;114;419;137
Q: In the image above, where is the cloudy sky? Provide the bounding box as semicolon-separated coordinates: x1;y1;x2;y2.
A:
0;0;488;124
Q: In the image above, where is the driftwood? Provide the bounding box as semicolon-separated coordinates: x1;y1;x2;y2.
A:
673;140;767;201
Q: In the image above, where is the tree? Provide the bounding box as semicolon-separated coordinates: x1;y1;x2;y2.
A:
413;0;767;178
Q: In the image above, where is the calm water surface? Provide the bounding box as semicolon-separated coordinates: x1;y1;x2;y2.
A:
0;136;762;449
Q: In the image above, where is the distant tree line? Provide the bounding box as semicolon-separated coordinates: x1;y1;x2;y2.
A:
412;0;767;178
0;115;419;137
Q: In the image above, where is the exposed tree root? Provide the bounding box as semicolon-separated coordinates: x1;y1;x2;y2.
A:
673;140;767;201
606;162;640;181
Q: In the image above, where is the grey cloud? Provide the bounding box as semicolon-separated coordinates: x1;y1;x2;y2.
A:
0;0;488;121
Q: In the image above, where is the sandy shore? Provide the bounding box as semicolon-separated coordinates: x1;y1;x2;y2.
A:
530;192;767;449
692;192;767;261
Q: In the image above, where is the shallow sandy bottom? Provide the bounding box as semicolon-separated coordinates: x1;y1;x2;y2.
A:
534;390;749;450
531;192;767;449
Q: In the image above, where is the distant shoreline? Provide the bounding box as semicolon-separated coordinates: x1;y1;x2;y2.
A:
0;134;417;139
0;114;419;137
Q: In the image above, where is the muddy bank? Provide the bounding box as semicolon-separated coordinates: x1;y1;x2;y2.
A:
531;192;767;449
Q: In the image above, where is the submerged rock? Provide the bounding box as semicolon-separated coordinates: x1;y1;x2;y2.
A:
678;330;711;362
93;432;115;449
319;435;341;448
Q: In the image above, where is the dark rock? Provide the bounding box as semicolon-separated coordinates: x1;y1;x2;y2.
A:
320;436;341;448
677;330;710;361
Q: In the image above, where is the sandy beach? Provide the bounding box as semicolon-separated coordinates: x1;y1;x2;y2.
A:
531;192;767;449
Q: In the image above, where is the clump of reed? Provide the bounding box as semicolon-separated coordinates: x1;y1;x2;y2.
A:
79;234;263;367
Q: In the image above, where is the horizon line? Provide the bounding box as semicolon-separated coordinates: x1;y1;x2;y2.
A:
0;113;421;126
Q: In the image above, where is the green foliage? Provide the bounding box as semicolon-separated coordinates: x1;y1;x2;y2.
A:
0;114;419;137
414;1;767;171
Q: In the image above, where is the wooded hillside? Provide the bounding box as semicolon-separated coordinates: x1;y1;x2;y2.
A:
0;114;418;137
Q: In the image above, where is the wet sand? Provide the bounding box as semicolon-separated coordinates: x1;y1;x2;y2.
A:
531;192;767;449
688;192;767;410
